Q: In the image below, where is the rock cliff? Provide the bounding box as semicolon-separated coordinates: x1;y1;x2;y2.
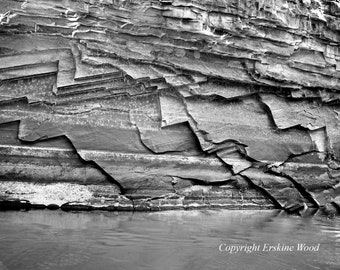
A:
0;0;339;214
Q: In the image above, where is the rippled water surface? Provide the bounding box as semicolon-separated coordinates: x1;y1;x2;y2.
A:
0;210;339;270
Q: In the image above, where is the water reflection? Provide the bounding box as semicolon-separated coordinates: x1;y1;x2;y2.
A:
0;210;339;270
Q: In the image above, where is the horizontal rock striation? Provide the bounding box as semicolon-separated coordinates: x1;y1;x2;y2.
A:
0;0;339;214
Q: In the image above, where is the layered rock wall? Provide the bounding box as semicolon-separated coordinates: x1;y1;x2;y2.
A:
0;0;339;213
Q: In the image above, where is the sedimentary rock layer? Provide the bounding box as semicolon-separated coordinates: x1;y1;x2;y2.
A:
0;0;339;214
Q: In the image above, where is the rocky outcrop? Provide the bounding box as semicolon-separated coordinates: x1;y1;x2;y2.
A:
0;0;339;214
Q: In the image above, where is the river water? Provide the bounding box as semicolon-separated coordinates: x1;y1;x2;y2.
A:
0;210;338;270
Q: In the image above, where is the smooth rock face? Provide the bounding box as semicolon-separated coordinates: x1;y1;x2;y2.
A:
0;0;339;213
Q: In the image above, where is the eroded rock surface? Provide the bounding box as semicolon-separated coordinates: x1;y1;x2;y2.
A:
0;0;339;213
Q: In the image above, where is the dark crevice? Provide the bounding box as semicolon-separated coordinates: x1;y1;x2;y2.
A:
264;149;321;170
239;174;283;209
128;196;136;211
330;202;340;213
81;159;125;194
257;94;281;130
267;169;320;208
4;119;127;194
205;139;248;154
169;175;235;186
215;152;253;176
215;155;234;173
159;87;213;153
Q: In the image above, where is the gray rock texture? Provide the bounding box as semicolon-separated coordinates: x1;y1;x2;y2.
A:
0;0;339;213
